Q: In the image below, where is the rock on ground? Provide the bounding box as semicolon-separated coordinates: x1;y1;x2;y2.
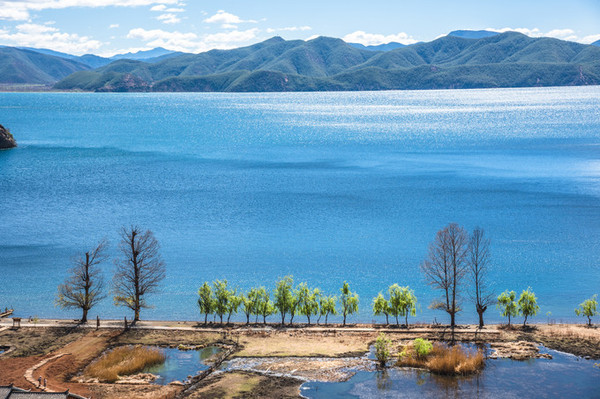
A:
0;124;17;149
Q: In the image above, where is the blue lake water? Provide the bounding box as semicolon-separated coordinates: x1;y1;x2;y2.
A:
1;87;599;324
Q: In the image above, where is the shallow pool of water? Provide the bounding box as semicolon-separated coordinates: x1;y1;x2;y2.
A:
143;346;221;385
301;348;600;398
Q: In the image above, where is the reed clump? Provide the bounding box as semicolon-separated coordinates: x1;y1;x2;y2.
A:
85;345;166;383
397;339;484;376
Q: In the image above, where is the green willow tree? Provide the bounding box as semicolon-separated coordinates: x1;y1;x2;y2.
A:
213;279;230;324
226;288;242;324
339;281;359;326
290;282;308;325
256;287;275;324
242;288;260;325
372;293;391;325
518;287;540;327
318;294;337;325
389;285;417;327
497;290;518;326
575;295;598;326
197;282;214;325
375;333;392;368
300;287;321;325
274;276;294;325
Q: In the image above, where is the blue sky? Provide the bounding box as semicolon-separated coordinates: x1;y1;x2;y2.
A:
0;0;599;56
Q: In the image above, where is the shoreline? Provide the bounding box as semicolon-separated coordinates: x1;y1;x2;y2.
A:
2;317;598;359
1;319;598;398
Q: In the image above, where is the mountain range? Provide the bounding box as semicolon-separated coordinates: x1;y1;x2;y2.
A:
1;30;599;91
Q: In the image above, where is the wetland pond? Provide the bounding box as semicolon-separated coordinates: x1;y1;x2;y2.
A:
143;346;221;385
300;347;600;398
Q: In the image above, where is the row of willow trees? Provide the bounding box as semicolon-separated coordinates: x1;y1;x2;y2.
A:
54;223;598;327
197;277;356;326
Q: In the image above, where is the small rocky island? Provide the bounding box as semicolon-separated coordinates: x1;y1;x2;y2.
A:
0;124;17;149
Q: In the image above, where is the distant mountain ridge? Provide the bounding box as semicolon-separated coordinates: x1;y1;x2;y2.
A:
447;30;499;39
7;46;181;70
348;42;406;51
1;30;599;90
0;47;90;84
54;32;600;92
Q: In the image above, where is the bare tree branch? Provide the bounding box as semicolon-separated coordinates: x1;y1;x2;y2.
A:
469;227;494;328
56;240;108;323
113;226;166;321
421;223;468;327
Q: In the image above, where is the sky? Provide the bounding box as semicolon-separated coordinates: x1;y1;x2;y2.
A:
0;0;599;56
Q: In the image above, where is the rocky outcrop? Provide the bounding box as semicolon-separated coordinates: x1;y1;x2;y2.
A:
0;124;17;149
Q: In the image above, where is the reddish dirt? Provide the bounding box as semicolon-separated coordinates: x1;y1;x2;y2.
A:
0;355;43;387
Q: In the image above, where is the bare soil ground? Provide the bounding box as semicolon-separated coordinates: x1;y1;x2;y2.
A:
0;327;87;357
186;371;301;399
527;324;600;359
226;357;373;382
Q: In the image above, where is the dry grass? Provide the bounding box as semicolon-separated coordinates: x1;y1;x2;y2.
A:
397;342;484;376
85;345;166;383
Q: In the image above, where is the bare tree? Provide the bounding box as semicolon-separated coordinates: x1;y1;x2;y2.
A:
421;223;469;328
56;240;108;323
469;227;494;328
113;226;166;322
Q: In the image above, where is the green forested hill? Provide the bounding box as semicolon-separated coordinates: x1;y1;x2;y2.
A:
52;32;600;92
0;47;90;84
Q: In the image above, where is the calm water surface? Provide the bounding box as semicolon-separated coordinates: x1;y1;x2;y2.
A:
1;87;599;323
301;348;600;398
143;346;220;385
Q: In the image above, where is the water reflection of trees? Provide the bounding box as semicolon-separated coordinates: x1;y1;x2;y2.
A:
393;368;485;398
376;369;392;391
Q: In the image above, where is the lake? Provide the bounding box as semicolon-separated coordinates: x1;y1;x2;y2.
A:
0;87;599;324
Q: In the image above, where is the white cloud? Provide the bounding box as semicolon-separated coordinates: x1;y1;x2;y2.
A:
581;34;600;44
486;27;598;44
203;9;256;28
157;13;180;24
342;30;417;46
0;0;180;20
126;27;259;53
150;4;183;12
0;23;103;54
266;26;311;33
109;23;119;29
203;28;259;44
